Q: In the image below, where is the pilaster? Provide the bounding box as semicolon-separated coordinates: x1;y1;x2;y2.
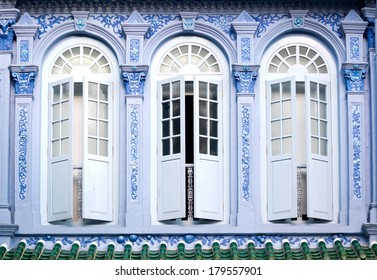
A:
120;65;149;227
233;64;259;226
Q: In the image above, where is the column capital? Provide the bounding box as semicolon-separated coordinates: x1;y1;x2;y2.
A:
343;63;368;93
9;65;38;95
232;64;259;95
120;65;149;96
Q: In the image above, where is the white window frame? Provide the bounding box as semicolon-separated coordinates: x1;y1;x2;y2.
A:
259;36;339;224
149;37;230;225
40;37;120;225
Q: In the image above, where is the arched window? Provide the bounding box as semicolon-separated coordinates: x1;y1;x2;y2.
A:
152;38;229;223
264;41;335;222
47;42;116;223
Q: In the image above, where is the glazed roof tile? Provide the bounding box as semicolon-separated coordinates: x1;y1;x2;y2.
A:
1;239;376;260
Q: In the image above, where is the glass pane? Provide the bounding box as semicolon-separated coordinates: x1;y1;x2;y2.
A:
271;84;280;101
52;122;60;139
185;81;193;94
52;104;60;121
282;137;292;154
88;82;98;99
311;137;319;154
210;120;218;137
320;139;328;156
99;84;108;101
278;48;288;58
319;84;326;101
282;119;291;136
172;100;180;117
271;102;280;119
272;139;281;156
320;102;327;119
288;46;296;55
99;121;108;138
282;101;291;118
199;118;208;136
177;55;188;65
310;82;318;99
311;119;318;136
172;81;180;98
199;100;208;117
62;82;70;100
162;120;170;137
53;85;60;102
88;138;97;155
162;84;170;101
199;82;207;99
172;118;180;135
271;120;281;138
61;120;69;137
162;139;170;156
99;139;108;156
99;103;108;119
209;84;217;101
52;140;60;157
199;137;208;154
172;137;180;154
282;82;291;99
162;102;170;119
62;101;69;119
88;101;97;118
210;102;217;119
210;139;218;156
88;119;97;136
311;101;318;118
320;121;327;138
61;138;68;155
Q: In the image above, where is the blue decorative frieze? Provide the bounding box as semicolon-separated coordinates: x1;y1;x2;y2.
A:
197;15;237;40
350;37;360;60
252;14;289;38
18;106;28;200
121;66;149;95
20;40;29;63
233;67;259;94
307;13;345;38
32;14;73;39
23;234;362;251
241;38;251;63
129;39;140;63
352;104;362;199
11;71;37;95
144;14;180;39
130;107;139;201
241;106;251;202
343;65;367;92
0;18;16;51
89;14;127;38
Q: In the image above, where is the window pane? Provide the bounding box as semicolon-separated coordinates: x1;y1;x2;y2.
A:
320;102;326;119
271;120;281;138
61;138;68;155
282;100;291;118
62;82;70;100
99;103;108;119
210;120;218;137
162;102;170;119
172;81;180;98
52;104;60;121
271;102;280;119
310;82;317;99
185;81;193;95
172;137;180;154
88;138;97;155
199;82;207;99
210;102;217;119
99;84;108;101
172;118;180;135
282;137;291;154
52;122;60;139
52;140;60;157
282;81;291;99
282;119;291;136
62;101;70;119
210;139;218;156
88;119;97;136
162;84;170;101
172;100;180;117
209;84;217;101
271;84;280;101
88;101;97;118
199;137;208;154
162;120;170;137
99;121;108;138
320;139;328;156
99;139;108;156
88;82;98;99
319;84;326;101
162;139;170;156
311;101;318;118
61;120;69;137
320;121;327;138
272;139;281;156
311;119;318;136
311;137;319;154
53;85;60;102
199;100;208;117
199;118;208;136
